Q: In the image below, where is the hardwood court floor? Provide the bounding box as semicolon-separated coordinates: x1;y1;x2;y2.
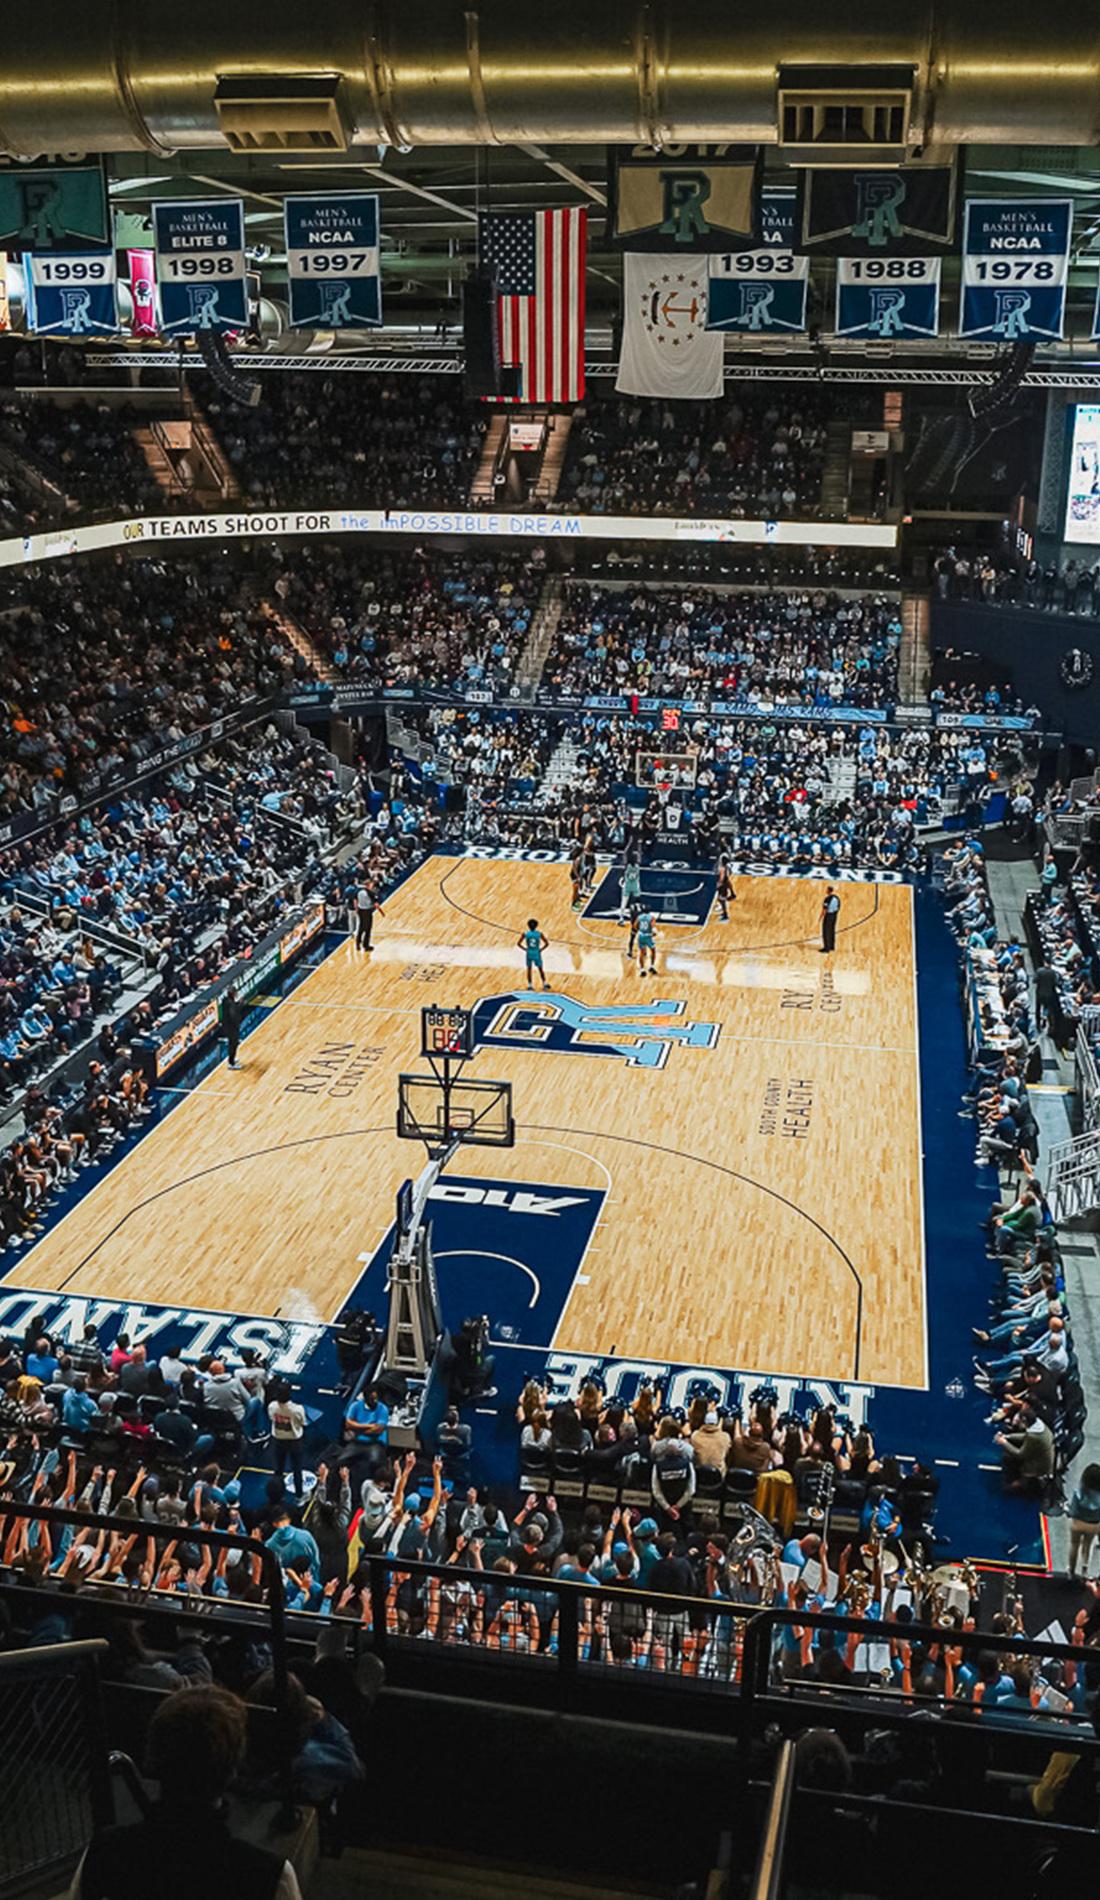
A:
7;857;926;1388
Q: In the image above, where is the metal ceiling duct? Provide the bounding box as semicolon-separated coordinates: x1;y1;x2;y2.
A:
2;1;1100;154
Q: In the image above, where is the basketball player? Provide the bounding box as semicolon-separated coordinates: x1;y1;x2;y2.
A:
636;907;658;977
619;846;642;924
626;892;642;959
820;886;841;954
569;846;584;910
716;850;736;922
580;832;598;900
519;919;550;990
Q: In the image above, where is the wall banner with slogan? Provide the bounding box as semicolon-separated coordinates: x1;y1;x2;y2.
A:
23;250;118;336
0;157;109;252
609;146;760;252
283;193;381;330
708;186;808;333
794;166;957;256
961;199;1073;341
835;256;941;338
153;198;247;336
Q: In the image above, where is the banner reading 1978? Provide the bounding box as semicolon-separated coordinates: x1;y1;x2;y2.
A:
283;193;381;330
153;198;248;336
961;198;1073;341
708;187;808;333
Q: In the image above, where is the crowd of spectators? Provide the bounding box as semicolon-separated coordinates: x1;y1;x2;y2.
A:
203;372;484;514
1026;848;1100;1046
469;713;987;873
934;547;1100;617
0;554;303;821
0;398;162;523
929;664;1039;724
272;543;543;697
940;837;1085;1501
559;390;835;518
544;581;901;709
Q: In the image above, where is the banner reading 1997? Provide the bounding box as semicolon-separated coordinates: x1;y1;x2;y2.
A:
283;193;381;330
960;199;1073;341
23;250;118;335
153;198;248;336
835;257;940;339
707;188;808;333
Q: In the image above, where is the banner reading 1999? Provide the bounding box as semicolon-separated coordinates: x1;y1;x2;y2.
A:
283;193;381;330
961;198;1073;341
153;198;248;336
23;250;117;335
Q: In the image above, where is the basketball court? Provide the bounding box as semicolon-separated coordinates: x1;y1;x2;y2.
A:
5;851;925;1393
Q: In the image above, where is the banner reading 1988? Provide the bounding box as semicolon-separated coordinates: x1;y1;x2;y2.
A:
153;198;248;336
960;198;1073;341
835;257;940;339
708;188;808;333
23;250;118;335
283;194;381;330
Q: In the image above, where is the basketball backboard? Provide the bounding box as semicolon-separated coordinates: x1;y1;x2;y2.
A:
397;1071;514;1149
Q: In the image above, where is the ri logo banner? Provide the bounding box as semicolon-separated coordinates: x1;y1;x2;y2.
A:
472;991;720;1071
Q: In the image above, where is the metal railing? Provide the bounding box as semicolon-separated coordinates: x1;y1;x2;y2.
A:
0;1503;297;1824
0;1638;113;1897
750;1739;796;1900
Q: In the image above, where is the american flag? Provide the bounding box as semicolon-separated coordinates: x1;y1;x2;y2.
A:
480;207;587;403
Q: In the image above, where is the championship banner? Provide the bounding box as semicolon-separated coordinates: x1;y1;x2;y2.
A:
708;187;808;333
0;257;8;333
127;248;157;337
283;193;381;330
794;166;957;256
610;146;759;252
152;198;247;335
23;250;118;336
835;257;941;338
960;199;1073;341
616;253;724;399
0;156;109;252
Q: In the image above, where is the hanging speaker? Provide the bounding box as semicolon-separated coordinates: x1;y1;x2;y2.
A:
463;267;500;399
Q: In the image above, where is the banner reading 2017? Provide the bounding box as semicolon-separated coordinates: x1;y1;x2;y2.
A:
283;194;381;330
961;199;1073;341
153;198;248;336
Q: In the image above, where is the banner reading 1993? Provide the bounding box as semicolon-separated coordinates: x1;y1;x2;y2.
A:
960;199;1073;341
153;198;248;336
707;187;808;333
835;257;940;339
23;250;118;335
283;193;381;330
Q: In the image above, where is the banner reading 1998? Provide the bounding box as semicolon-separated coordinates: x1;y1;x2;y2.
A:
961;198;1073;341
283;193;381;330
23;250;118;335
153;198;248;336
835;257;940;339
707;188;808;333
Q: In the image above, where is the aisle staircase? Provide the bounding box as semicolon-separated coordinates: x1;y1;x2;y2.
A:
542;727;582;796
529;411;573;502
1047;1128;1100;1227
819;419;852;518
259;597;341;685
514;573;565;697
469;414;509;504
898;589;932;708
132;405;241;508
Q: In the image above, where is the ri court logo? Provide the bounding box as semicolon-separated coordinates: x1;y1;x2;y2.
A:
472;990;720;1071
